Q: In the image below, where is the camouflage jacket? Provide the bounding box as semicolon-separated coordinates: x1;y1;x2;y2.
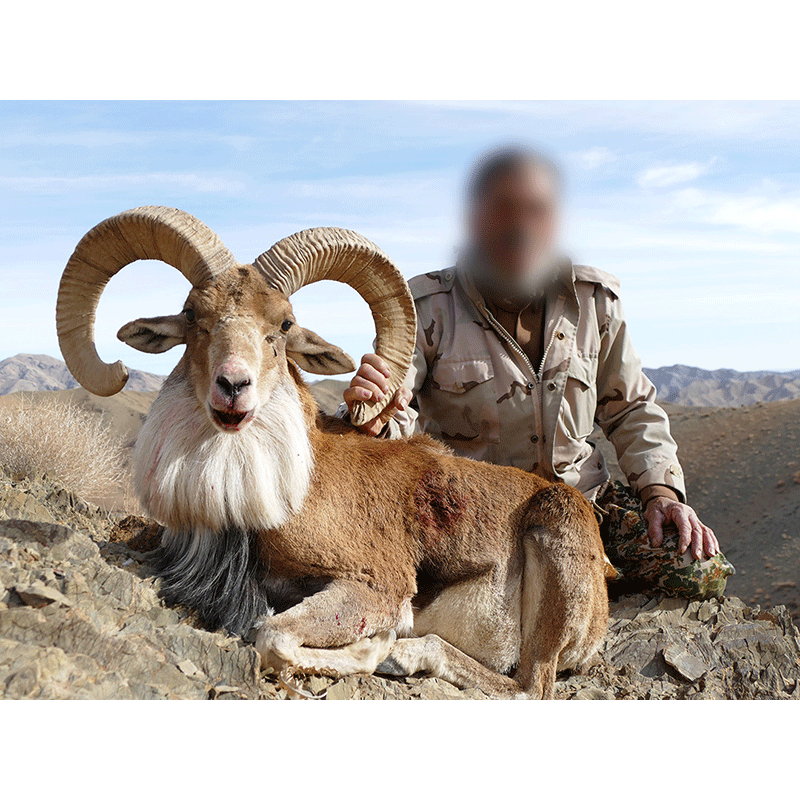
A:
379;262;686;501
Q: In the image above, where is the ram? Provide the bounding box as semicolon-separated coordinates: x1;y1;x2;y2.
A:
56;206;608;698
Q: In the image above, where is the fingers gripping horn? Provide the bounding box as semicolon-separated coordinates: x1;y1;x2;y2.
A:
253;228;417;427
56;206;236;396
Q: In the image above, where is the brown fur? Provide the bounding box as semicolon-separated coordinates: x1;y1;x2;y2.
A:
255;365;608;697
121;265;609;698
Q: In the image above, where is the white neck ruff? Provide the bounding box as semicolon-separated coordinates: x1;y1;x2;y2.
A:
134;378;313;532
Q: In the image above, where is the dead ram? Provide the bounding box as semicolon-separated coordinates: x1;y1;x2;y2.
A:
56;206;608;698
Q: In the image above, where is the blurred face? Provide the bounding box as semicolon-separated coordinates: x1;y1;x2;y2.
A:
469;161;560;294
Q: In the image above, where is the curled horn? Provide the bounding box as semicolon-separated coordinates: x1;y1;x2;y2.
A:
56;206;236;396
253;228;416;426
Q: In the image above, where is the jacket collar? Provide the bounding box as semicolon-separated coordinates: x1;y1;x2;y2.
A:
455;251;578;316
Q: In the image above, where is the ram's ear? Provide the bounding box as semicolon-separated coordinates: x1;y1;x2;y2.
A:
286;325;356;375
117;315;187;354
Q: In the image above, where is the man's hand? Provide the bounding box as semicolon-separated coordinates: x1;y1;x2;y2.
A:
644;497;720;561
343;353;413;437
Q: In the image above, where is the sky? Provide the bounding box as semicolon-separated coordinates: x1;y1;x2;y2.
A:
1;100;798;380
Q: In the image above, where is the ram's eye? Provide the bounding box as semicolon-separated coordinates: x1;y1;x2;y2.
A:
281;319;293;333
182;308;196;323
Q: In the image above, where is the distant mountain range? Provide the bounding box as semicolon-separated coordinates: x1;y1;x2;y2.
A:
1;354;799;408
644;364;800;407
0;354;164;395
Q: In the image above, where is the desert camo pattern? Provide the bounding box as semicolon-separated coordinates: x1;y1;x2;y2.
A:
597;481;735;599
380;262;687;501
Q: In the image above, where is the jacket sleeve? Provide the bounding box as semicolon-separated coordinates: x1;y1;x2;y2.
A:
594;291;687;502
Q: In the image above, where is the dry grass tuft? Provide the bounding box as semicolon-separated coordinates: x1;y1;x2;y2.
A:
0;398;125;502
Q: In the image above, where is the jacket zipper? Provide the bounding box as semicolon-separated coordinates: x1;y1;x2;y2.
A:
481;306;538;379
478;304;552;474
479;304;563;381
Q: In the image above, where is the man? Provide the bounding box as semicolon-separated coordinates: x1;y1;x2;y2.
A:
342;146;734;599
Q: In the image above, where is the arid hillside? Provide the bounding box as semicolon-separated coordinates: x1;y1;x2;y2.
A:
645;365;800;406
667;401;799;620
0;354;164;394
1;379;798;699
592;400;800;621
4;354;800;407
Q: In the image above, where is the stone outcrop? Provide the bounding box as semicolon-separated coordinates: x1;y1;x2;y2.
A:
1;467;798;700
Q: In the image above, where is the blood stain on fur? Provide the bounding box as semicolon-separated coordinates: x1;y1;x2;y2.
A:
413;469;469;548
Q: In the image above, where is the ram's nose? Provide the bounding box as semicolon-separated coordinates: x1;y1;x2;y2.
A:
210;361;255;410
208;361;257;432
215;374;251;401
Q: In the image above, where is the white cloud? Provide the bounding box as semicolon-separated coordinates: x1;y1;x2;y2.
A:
569;146;615;170
622;233;795;254
637;160;714;188
286;170;457;204
0;129;259;151
412;101;800;142
671;187;800;234
0;173;246;195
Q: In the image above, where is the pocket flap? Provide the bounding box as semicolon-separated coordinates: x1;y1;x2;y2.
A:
432;359;494;394
566;355;596;389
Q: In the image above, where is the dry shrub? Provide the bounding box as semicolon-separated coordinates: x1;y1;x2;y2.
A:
0;398;124;502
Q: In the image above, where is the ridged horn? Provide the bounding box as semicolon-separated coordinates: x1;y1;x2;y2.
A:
56;206;236;397
253;228;416;426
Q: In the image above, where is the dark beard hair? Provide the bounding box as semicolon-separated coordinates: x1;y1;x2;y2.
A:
460;245;564;306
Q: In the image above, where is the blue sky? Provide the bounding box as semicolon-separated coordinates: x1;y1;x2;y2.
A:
1;100;798;379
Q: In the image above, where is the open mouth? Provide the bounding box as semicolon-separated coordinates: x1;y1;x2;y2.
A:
210;406;253;431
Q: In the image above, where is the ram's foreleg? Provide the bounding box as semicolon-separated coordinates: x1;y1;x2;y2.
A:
255;579;410;678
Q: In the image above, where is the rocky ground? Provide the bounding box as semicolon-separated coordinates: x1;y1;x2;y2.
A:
1;466;798;700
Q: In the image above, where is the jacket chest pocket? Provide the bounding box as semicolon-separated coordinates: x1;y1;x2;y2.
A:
560;355;598;441
425;359;499;443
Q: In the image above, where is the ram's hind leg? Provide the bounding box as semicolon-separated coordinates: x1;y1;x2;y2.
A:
516;485;609;699
377;635;523;698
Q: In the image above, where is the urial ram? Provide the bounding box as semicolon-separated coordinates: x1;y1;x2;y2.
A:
56;206;608;698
